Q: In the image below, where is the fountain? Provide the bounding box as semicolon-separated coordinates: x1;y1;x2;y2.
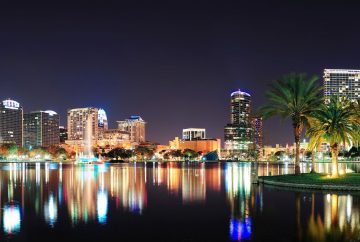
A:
76;116;103;164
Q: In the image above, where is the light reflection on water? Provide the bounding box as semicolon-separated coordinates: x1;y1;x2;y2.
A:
0;162;360;241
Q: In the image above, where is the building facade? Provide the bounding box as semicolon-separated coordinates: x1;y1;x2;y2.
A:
224;90;253;152
97;108;108;136
59;126;68;143
324;69;360;102
251;116;263;150
182;128;206;140
117;116;146;143
24;110;60;148
67;107;99;145
169;137;221;155
0;99;23;146
97;129;131;149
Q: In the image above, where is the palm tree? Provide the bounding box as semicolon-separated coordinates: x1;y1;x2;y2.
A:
306;96;360;177
259;73;322;174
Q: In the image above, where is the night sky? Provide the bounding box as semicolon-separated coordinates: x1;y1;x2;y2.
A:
1;1;359;145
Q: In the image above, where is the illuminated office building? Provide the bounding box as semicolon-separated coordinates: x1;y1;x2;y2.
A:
182;128;206;140
324;69;360;102
98;108;108;135
24;110;60;148
0;99;23;146
67;107;99;148
224;90;253;152
117;116;146;143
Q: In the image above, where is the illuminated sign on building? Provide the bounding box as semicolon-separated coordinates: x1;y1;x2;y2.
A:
44;110;57;116
98;108;108;127
2;99;20;110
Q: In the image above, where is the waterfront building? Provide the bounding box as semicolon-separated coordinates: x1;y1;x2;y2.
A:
0;99;23;146
251;116;263;150
117;116;146;143
66;107;99;149
224;90;253;153
59;126;68;143
169;137;221;155
182;128;206;140
324;69;360;102
24;110;60;148
97;129;131;149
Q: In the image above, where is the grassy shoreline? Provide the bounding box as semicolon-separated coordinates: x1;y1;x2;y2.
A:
260;173;360;189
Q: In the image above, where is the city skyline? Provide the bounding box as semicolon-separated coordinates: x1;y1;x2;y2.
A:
1;66;358;146
1;2;360;145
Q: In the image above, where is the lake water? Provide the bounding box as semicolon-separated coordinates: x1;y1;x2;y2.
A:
1;162;360;242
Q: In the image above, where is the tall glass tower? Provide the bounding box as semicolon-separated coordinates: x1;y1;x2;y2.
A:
224;90;253;152
23;110;60;148
0;99;23;146
324;69;360;102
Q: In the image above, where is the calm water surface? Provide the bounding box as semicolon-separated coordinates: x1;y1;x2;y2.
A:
1;162;360;242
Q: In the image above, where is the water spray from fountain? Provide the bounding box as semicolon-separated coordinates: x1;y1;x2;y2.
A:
77;115;103;164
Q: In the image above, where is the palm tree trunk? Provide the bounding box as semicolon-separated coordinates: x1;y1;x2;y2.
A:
295;192;302;241
294;125;301;175
311;150;316;173
331;143;339;177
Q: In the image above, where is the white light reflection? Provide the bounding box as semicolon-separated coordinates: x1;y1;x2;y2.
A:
36;162;41;185
97;189;108;224
3;203;21;234
44;193;58;227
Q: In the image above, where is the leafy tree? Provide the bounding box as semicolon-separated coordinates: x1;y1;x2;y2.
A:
17;146;29;157
182;149;198;160
307;97;360;177
259;73;322;174
134;146;154;160
29;147;49;159
0;144;9;159
107;148;133;160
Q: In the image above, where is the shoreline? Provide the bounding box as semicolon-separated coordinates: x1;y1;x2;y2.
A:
259;173;360;191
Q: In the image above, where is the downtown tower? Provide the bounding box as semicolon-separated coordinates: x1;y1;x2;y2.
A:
224;90;253;156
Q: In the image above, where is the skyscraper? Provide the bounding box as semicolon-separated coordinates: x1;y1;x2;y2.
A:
24;110;60;148
324;69;360;102
0;99;23;146
224;90;253;152
117;116;146;143
67;107;99;142
98;108;108;135
251;116;263;150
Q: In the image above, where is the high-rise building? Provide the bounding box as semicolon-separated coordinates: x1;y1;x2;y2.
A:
24;110;60;148
251;116;263;150
67;107;99;142
117;116;146;143
224;90;253;152
59;126;68;143
324;69;360;102
182;128;206;140
0;99;23;146
98;108;108;135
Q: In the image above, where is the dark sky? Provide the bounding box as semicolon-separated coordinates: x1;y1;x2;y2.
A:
1;1;359;145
